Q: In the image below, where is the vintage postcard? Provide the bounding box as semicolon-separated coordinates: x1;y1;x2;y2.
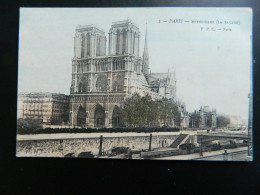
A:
16;7;253;161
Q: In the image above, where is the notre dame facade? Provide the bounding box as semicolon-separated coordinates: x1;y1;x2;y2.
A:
69;19;186;128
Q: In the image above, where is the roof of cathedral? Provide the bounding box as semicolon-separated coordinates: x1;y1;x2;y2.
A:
150;73;168;78
148;73;169;87
76;24;105;34
111;19;139;30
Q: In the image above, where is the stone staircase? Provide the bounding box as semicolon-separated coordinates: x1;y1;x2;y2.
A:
170;134;189;148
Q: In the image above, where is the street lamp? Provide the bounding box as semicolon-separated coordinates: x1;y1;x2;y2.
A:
107;82;111;128
199;134;203;156
223;149;228;161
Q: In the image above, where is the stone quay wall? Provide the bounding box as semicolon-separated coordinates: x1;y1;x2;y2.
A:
16;134;179;157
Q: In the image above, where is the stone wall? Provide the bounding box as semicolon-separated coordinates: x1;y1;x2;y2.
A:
16;134;179;157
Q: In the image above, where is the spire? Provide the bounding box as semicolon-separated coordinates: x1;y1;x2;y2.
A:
167;67;170;80
143;22;149;76
173;68;176;82
170;65;176;82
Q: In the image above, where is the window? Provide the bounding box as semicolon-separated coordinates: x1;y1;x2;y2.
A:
113;60;124;71
122;29;127;54
81;34;85;58
95;75;108;92
116;29;120;54
87;33;90;56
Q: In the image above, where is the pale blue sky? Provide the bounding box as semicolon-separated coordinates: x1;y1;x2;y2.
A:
18;8;252;118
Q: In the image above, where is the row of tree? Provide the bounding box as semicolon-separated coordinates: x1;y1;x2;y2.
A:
17;93;231;134
17;94;182;134
216;115;231;127
17;119;179;135
122;93;181;127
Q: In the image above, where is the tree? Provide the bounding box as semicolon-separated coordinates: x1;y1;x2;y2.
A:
189;112;201;128
217;115;230;128
160;98;180;127
17;118;42;134
122;93;155;127
122;93;142;127
122;93;180;127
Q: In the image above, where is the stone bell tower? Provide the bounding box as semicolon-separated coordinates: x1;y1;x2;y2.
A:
74;25;106;58
108;19;140;56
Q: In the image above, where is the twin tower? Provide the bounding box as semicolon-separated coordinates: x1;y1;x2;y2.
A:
74;19;141;58
70;19;177;128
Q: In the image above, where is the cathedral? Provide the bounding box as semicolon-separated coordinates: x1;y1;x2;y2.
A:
69;19;182;128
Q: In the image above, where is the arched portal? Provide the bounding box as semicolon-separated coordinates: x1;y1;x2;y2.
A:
94;104;105;128
77;105;86;126
112;105;122;128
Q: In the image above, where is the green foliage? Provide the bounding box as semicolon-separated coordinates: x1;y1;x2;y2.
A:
17;126;179;135
122;93;180;127
17;93;181;134
189;112;201;128
217;115;231;127
17;118;42;134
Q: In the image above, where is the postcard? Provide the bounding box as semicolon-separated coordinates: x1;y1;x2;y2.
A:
17;7;253;161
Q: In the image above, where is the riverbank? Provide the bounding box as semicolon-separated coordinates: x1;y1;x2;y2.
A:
16;129;247;141
155;146;249;161
17;131;190;141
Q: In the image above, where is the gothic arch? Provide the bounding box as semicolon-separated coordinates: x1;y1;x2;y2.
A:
77;105;86;126
101;60;106;71
112;105;123;128
116;29;120;54
78;75;88;93
112;74;124;92
133;32;136;53
86;33;91;56
78;82;88;93
75;33;81;51
122;29;127;54
81;33;85;58
95;74;108;92
113;60;117;70
96;36;100;56
78;83;83;93
96;60;100;72
113;59;123;71
75;32;81;38
94;104;105;128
